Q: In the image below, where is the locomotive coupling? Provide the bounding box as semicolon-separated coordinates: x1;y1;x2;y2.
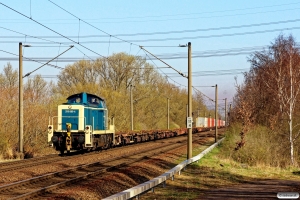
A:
66;123;71;137
66;123;72;151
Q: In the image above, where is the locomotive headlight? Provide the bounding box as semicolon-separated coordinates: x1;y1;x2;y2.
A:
86;126;89;130
51;136;58;143
48;125;53;134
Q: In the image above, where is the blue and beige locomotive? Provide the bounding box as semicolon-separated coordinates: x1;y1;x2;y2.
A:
48;92;115;154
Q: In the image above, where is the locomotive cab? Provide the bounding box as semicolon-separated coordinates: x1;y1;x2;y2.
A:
48;92;115;154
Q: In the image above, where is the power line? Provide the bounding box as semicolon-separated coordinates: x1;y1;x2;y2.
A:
2;26;298;45
193;86;215;102
87;18;300;36
2;18;300;38
0;2;107;59
70;26;300;43
166;68;248;77
23;45;73;78
0;50;267;62
0;52;248;76
140;46;187;78
192;68;248;73
3;6;300;24
0;40;296;68
101;7;300;24
48;0;139;48
167;72;245;77
167;73;245;77
4;2;300;22
0;40;277;63
156;45;268;56
0;26;65;45
0;49;64;70
142;49;187;88
0;26;100;62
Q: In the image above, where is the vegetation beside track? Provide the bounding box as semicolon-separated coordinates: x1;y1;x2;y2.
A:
221;123;300;168
141;126;300;199
0;55;210;160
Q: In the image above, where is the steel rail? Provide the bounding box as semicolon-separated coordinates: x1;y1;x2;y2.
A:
2;139;192;199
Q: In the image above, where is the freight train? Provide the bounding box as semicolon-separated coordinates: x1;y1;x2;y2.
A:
48;92;225;154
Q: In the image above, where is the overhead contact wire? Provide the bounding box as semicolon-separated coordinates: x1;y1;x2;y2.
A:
140;46;187;78
0;26;64;45
0;49;64;70
23;45;74;77
48;0;140;47
0;2;107;59
193;86;215;102
143;50;186;88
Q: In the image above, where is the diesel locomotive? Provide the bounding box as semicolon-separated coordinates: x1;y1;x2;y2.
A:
48;92;115;154
48;92;226;155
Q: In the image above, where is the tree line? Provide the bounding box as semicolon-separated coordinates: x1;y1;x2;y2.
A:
231;35;300;166
0;52;212;158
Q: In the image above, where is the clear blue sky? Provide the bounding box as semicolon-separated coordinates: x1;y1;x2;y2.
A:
1;0;300;110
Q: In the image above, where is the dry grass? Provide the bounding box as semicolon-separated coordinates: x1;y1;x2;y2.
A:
220;124;300;168
140;138;300;199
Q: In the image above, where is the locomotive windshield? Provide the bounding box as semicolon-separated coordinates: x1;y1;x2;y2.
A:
87;96;103;107
65;92;105;107
67;95;82;103
87;96;101;106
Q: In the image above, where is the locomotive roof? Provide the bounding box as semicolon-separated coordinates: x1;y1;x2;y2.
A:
67;92;105;101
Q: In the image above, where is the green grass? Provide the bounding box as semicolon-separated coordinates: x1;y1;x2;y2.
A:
220;124;300;168
198;145;299;180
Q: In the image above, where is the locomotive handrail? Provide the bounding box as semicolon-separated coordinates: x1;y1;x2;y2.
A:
103;137;225;200
50;116;86;130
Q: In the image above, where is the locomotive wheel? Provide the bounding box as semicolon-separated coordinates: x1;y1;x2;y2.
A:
60;148;65;156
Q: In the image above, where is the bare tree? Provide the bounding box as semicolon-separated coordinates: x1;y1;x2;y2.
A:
24;75;47;103
240;35;300;165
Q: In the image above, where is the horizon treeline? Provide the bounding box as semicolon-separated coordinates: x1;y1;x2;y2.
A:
0;52;213;158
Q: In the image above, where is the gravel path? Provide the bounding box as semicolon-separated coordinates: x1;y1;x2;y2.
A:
197;179;300;199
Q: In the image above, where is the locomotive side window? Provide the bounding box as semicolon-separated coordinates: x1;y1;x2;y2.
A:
88;96;100;105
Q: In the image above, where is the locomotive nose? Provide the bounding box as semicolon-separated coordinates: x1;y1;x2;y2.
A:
51;136;59;143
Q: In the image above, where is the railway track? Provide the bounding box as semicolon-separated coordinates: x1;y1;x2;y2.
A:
0;154;65;173
0;132;190;174
0;149;117;173
0;137;203;199
0;154;58;170
0;130;224;199
0;130;218;173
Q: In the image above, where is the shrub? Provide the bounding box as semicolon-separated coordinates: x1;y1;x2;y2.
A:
221;123;298;168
